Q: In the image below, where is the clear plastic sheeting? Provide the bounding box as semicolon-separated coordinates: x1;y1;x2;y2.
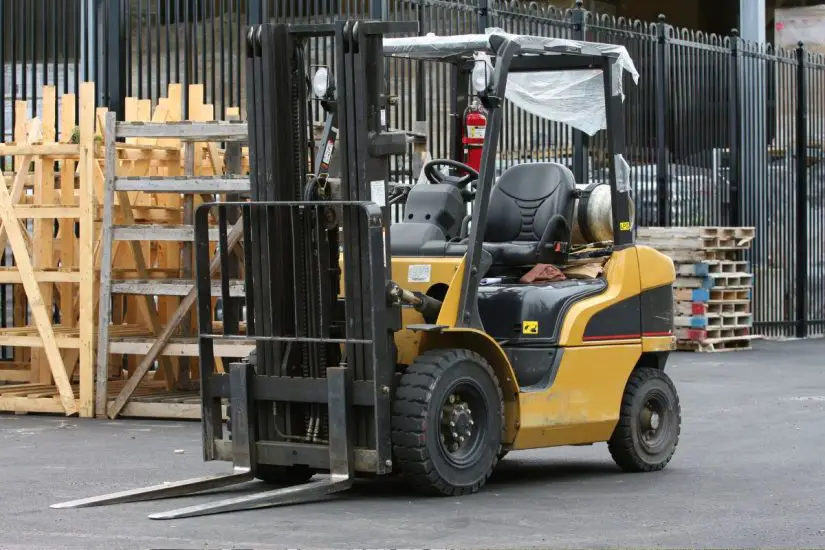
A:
615;154;631;192
383;27;639;135
506;68;613;135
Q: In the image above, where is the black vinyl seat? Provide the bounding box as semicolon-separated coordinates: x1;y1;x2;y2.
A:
477;162;577;265
391;162;578;267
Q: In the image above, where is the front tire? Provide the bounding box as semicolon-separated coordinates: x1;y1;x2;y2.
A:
391;349;504;496
608;367;681;472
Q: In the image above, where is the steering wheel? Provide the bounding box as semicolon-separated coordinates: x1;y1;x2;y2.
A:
423;159;479;190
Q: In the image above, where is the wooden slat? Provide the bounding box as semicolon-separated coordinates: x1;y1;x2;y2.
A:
0;269;81;283
113;176;249;193
111;278;246;297
0;144;79;156
78;82;96;418
15;206;82;218
109;337;254;358
111;224;220;241
115;120;248;140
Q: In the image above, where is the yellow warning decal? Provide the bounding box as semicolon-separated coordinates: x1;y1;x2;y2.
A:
619;221;632;231
522;320;539;335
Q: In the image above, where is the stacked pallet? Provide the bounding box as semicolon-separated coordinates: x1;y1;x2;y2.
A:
637;226;759;352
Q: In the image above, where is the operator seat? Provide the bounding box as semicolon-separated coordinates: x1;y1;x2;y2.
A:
478;162;578;266
390;162;578;268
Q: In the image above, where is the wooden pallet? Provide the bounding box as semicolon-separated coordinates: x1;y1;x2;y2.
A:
674;287;752;303
638;226;755;240
638;226;755;248
653;248;747;262
0;378;227;419
674;312;753;329
673;273;754;290
675;325;752;341
675;260;750;276
675;335;761;353
675;299;751;316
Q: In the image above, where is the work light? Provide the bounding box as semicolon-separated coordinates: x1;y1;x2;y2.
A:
471;52;494;94
312;67;330;98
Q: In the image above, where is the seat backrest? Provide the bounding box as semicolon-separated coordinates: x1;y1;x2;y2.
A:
484;162;577;244
401;182;466;240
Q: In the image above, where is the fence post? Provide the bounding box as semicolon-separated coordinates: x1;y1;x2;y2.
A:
728;30;742;227
654;14;669;226
416;6;426;121
370;0;388;19
795;41;809;339
105;0;126;120
571;1;588;183
249;0;263;24
477;0;490;31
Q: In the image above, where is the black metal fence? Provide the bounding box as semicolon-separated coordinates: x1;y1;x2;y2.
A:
1;0;823;338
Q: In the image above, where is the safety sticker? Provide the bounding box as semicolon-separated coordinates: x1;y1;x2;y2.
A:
619;221;632;231
522;320;539;335
370;180;386;207
408;264;432;283
322;139;334;164
468;126;486;139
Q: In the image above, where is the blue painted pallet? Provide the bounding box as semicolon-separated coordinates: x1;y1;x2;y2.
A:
674;287;753;302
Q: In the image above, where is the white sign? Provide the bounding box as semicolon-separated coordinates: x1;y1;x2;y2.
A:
408;264;432;283
370;180;386;207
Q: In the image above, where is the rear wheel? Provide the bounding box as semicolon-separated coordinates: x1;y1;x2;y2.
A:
608;367;681;472
391;349;503;496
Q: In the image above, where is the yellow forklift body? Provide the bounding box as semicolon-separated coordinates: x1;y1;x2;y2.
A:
390;245;675;450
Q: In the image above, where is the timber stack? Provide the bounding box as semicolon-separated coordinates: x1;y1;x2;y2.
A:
637;226;760;352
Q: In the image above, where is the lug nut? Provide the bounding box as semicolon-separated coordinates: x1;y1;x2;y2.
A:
469;419;474;426
449;420;455;427
459;436;465;443
451;431;459;439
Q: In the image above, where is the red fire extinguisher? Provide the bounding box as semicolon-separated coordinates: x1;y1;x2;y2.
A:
462;99;487;173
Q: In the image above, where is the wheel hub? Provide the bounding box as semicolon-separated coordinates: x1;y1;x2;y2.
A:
638;396;668;452
441;393;475;453
650;411;660;430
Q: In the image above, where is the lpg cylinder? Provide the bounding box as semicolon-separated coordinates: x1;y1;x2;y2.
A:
571;182;635;245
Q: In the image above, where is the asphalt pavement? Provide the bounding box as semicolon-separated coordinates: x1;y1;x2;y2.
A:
1;338;824;549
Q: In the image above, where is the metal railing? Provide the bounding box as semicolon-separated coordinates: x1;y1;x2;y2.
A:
2;0;823;339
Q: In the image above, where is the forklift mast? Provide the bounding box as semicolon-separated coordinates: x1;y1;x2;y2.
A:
194;20;417;481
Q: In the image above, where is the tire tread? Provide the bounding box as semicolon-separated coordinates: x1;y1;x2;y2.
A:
608;367;681;472
391;349;503;496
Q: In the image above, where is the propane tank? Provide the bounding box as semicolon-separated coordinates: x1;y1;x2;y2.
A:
571;182;635;245
462;99;487;172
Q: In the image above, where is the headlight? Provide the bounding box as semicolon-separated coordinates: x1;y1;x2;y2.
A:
312;67;330;98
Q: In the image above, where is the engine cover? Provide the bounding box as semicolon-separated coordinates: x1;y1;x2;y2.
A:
477;278;607;345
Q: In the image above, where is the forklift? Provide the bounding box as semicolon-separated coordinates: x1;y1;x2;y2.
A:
52;20;680;519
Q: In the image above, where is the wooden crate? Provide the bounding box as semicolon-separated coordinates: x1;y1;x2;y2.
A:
0;83;97;416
